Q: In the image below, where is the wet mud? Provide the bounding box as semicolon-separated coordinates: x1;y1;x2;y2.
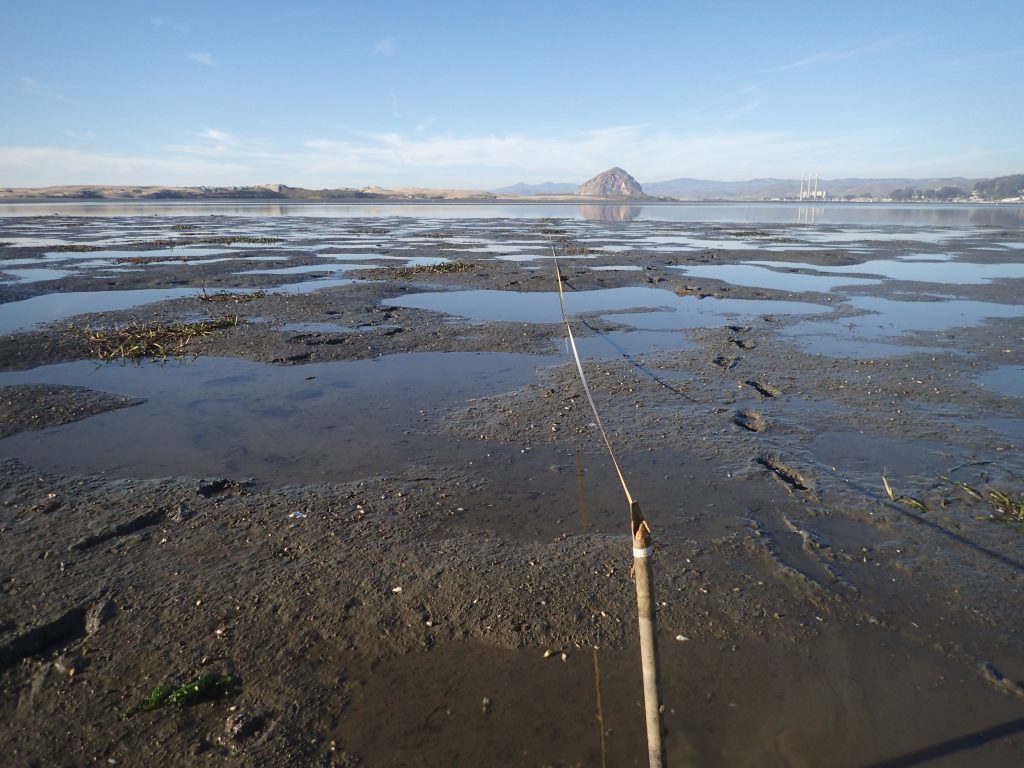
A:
1;209;1023;766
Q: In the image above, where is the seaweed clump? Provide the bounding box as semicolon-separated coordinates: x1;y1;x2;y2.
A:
128;673;240;716
379;262;474;278
82;316;238;361
198;289;268;303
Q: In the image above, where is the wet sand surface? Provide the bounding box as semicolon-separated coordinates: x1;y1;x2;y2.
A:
1;206;1022;766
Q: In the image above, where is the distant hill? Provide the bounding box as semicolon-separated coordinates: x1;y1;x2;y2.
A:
0;183;495;202
577;167;646;198
973;174;1024;200
493;181;577;195
644;176;982;200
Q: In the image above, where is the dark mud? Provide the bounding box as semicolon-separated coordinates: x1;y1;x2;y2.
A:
1;211;1023;766
0;384;142;438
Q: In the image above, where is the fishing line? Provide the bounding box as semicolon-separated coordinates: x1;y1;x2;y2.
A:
552;246;634;506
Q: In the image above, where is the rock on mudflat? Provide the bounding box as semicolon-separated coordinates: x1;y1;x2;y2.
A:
577;167;645;198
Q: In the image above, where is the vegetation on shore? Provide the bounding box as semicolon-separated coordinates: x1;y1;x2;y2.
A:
80;316;239;361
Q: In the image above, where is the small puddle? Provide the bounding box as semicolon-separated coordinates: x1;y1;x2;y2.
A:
974;366;1024;398
238;263;375;276
0;287;201;334
384;286;831;328
0;352;555;483
0;277;356;334
745;259;1024;285
0;267;78;284
43;247;231;261
675;264;880;292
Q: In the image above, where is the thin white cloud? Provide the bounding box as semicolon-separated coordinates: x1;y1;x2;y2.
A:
374;37;397;56
939;47;1024;67
20;76;78;105
63;129;96;140
3;124;1017;188
0;146;250;186
727;98;764;119
197;128;236;143
186;51;217;67
165;128;274;159
775;34;916;72
152;16;188;32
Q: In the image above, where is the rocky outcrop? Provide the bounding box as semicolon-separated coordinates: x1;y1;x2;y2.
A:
576;167;645;198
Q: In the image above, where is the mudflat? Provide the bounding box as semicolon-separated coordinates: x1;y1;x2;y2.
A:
1;207;1022;767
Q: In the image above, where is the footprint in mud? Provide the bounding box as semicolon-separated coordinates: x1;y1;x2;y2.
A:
732;338;757;350
746;379;782;398
757;455;811;491
734;409;768;432
712;355;740;370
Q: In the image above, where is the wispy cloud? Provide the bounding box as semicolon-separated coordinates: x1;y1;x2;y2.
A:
939;47;1024;67
20;76;78;105
165;128;273;158
0;146;250;186
186;51;217;67
2;123;1013;188
63;129;96;140
151;16;188;33
374;37;397;56
775;34;916;72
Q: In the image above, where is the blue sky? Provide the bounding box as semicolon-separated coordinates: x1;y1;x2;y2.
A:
2;1;1022;188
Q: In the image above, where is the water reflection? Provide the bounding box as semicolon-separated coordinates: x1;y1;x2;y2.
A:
3;201;1022;227
577;204;642;222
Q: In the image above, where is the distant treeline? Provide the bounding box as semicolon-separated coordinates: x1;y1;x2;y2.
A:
890;174;1024;202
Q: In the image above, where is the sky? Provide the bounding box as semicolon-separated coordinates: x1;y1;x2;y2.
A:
2;1;1023;189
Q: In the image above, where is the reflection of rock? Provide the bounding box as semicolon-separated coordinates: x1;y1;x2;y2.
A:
578;204;642;222
577;167;645;198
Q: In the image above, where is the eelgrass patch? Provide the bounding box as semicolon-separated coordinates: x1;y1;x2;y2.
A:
939;475;1024;526
986;489;1024;524
882;468;928;511
115;255;196;265
128;673;240;716
563;245;599;255
81;316;238;361
198;289;268;303
376;262;474;279
198;236;283;245
435;241;481;250
125;236;283;249
49;244;104;253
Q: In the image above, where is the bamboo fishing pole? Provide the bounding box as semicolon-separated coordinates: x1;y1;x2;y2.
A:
552;251;666;768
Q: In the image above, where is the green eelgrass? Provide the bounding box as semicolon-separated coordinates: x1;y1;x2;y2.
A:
128;673;239;715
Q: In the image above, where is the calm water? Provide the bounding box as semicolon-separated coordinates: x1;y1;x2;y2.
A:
1;201;1023;227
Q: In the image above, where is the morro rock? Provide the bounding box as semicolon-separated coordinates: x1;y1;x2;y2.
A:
576;167;645;198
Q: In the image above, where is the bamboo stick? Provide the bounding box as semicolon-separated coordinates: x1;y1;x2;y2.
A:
631;501;665;768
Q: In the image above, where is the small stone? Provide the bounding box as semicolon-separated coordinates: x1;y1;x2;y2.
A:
53;652;84;676
85;598;115;635
675;635;689;642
